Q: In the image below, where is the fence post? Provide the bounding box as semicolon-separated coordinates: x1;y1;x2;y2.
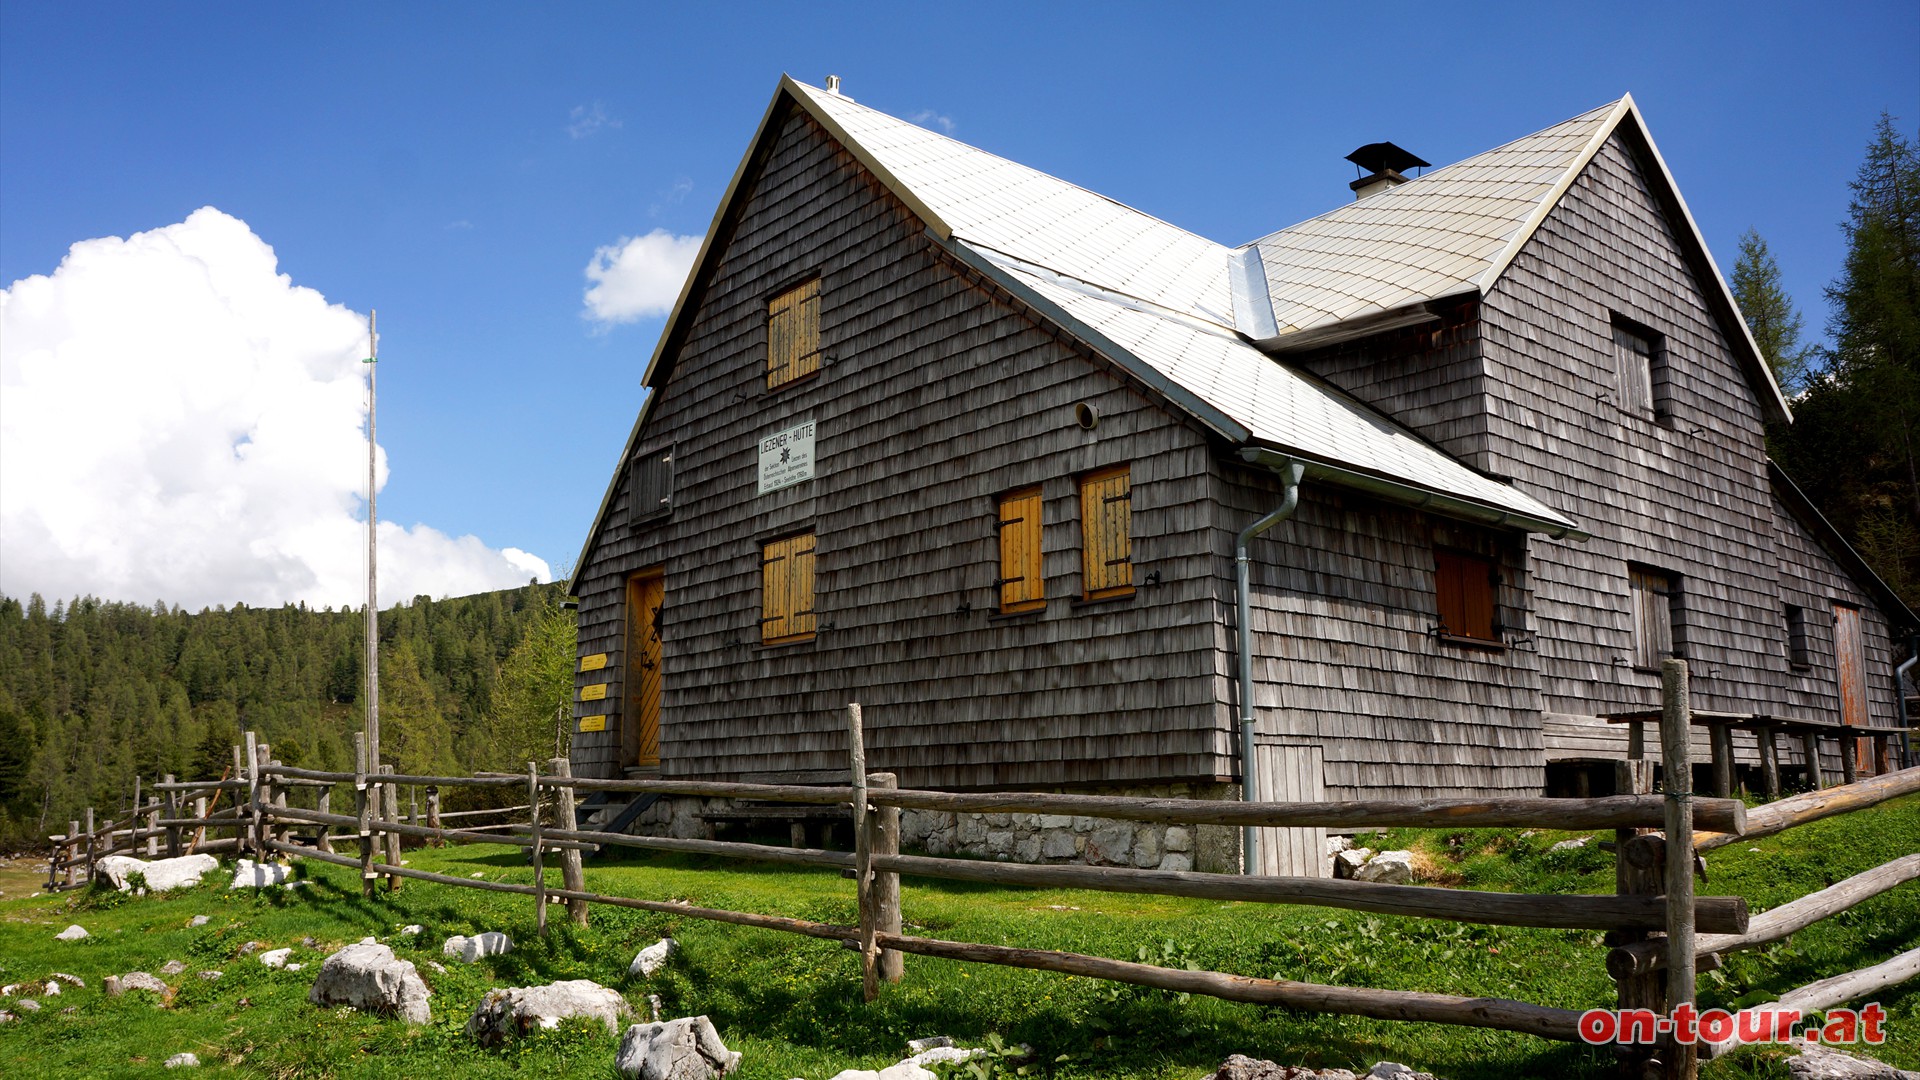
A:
868;771;904;985
1660;659;1697;1080
231;744;246;851
427;786;443;848
270;759;290;850
66;819;78;888
317;785;334;854
550;759;587;926
242;733;260;862
380;765;402;891
847;703;883;1001
355;734;375;898
191;794;207;854
83;807;95;885
145;795;160;856
1610;759;1660;1078
131;775;142;855
256;741;274;862
164;774;181;857
529;763;547;938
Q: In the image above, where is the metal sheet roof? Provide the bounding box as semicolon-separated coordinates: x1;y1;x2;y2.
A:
1243;101;1623;338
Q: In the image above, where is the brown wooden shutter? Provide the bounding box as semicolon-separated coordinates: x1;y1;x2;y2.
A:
998;487;1045;614
1629;566;1673;669
1433;549;1497;641
1078;466;1133;600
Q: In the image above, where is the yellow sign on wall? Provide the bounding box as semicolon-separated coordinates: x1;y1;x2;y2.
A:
580;683;608;701
578;717;607;733
579;653;608;672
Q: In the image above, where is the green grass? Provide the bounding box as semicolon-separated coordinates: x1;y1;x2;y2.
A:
0;798;1915;1079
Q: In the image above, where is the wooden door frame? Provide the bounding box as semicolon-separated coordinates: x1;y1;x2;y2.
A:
1832;601;1869;775
625;568;665;771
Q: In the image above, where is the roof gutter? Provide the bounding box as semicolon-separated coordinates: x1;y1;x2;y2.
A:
1240;448;1588;541
1236;456;1304;876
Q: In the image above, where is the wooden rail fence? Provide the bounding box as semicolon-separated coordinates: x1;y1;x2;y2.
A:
44;660;1920;1079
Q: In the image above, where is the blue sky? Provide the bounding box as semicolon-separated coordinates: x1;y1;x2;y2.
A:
2;2;1915;608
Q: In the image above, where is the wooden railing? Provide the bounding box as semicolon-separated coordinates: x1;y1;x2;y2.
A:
43;661;1920;1079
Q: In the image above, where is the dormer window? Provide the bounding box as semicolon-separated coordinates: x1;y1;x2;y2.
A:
1612;314;1671;423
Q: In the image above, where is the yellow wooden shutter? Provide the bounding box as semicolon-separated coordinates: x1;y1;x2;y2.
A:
1079;466;1133;599
767;279;821;389
998;488;1044;613
762;532;817;644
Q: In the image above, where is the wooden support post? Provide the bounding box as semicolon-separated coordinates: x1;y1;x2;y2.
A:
529;763;548;938
1800;731;1824;791
82;807;95;884
868;771;903;985
131;775;142;854
66;819;78;888
550;760;587;926
380;765;402;891
243;733;261;861
1840;736;1858;786
191;795;207;854
145;795;160;856
316;786;333;854
848;703;882;1001
164;774;181;857
1660;660;1697;1080
1710;725;1733;799
1875;735;1892;776
1611;759;1660;1079
1756;725;1779;799
1629;719;1645;761
409;786;419;829
231;744;246;849
355;734;375;898
426;786;442;848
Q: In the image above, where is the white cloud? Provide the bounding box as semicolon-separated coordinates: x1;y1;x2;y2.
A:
910;109;955;135
567;102;621;139
582;229;701;326
0;207;550;610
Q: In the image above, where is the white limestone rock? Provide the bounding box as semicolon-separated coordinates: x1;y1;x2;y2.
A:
189;916;211;927
1354;850;1414;885
229;859;291;889
615;1015;741;1079
55;925;88;941
97;853;219;892
399;924;423;936
1332;848;1373;879
466;979;635;1045
165;1052;200;1068
1549;836;1590;853
49;973;84;988
308;942;431;1024
629;938;679;977
160;960;188;976
1785;1040;1919;1079
109;972;169;997
442;931;513;963
260;948;294;969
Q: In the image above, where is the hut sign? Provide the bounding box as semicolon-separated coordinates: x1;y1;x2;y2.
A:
758;419;816;494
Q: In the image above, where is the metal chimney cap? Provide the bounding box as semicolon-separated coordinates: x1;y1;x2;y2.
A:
1345;141;1430;176
824;74;842;95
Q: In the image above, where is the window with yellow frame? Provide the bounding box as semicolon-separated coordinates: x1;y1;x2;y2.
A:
761;532;817;644
997;487;1044;614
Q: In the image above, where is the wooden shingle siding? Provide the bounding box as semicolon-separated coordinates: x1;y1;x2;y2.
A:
1210;465;1545;801
1481;131;1790;727
573;107;1227;787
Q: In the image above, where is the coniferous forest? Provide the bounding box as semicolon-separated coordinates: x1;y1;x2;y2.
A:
0;583;575;849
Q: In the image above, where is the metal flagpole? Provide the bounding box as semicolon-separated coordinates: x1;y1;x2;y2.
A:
364;312;380;770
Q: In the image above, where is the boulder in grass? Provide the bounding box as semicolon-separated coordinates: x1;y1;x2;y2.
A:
229;859;291;889
97;853;219;892
1786;1040;1916;1079
1331;848;1372;879
49;973;84;988
160;960;187;976
165;1053;200;1068
55;925;88;941
442;931;512;963
615;1015;741;1080
1354;850;1414;885
189;916;210;927
308;942;431;1025
260;948;294;969
466;979;634;1045
629;938;678;977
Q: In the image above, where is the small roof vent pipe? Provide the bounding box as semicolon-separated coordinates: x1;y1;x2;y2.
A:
1346;141;1429;200
824;74;843;96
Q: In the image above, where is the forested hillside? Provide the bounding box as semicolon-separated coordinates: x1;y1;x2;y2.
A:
0;583;574;848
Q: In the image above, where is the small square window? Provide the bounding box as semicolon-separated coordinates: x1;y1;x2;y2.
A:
761;532;816;644
1629;565;1682;670
1784;603;1812;669
1078;466;1133;600
1434;549;1498;642
1611;315;1671;422
629;447;673;522
767;279;821;389
997;487;1045;614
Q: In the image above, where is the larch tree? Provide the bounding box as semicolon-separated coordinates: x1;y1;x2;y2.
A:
1731;228;1812;394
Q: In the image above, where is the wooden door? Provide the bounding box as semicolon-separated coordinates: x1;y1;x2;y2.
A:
1833;603;1869;775
625;571;664;769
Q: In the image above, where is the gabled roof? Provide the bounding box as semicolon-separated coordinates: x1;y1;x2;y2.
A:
1238;95;1793;425
1769;462;1919;631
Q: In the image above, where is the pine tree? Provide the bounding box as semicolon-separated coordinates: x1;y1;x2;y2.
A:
1731;228;1812;393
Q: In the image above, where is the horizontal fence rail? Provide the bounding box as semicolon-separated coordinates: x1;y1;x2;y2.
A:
46;668;1920;1080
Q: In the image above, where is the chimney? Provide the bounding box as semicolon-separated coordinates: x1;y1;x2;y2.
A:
1345;141;1430;200
824;74;842;96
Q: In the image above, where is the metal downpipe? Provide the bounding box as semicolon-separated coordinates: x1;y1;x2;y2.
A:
1236;458;1304;875
1898;635;1917;768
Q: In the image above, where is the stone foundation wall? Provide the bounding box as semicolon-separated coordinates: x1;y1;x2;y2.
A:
605;781;1242;875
